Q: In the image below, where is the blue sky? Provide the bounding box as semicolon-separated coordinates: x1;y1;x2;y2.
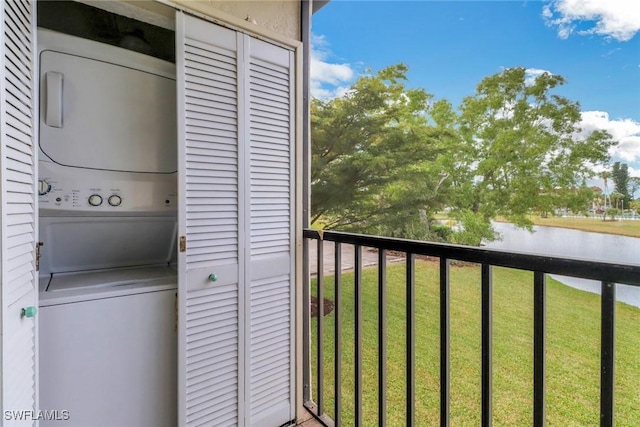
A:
310;0;640;187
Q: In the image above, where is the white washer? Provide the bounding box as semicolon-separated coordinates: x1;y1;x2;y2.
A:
39;267;177;427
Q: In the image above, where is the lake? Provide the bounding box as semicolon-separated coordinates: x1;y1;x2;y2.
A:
484;222;640;308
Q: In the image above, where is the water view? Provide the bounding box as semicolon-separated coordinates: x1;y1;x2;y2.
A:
485;222;640;308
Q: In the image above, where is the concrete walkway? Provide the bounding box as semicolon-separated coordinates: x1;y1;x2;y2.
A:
308;241;404;276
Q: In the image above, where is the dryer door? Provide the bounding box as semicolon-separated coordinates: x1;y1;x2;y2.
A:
39;41;177;173
0;0;39;421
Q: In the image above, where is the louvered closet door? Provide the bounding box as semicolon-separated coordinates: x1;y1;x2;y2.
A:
245;36;295;427
0;1;38;425
176;13;243;427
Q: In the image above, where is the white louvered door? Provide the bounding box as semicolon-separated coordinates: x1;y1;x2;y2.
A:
0;0;38;425
177;11;295;427
244;37;295;427
176;13;243;427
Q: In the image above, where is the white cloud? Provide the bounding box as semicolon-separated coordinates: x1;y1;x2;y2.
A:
628;166;640;178
524;68;553;85
602;47;621;57
590;163;609;174
543;0;640;41
310;34;355;100
578;111;640;162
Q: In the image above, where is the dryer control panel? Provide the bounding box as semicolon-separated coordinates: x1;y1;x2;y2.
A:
38;160;177;214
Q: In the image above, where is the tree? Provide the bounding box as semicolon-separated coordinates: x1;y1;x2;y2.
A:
605;208;620;221
448;67;615;242
609;191;624;211
311;65;619;246
612;162;631;206
564;182;595;215
628;177;640;200
600;170;611;210
589;185;603;213
310;64;454;240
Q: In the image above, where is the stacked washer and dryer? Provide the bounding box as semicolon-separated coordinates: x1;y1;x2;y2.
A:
37;29;178;426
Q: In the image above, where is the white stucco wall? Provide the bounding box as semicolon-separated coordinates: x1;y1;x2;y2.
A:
173;0;301;40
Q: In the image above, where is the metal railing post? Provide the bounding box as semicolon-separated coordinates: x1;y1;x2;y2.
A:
481;264;493;427
354;245;363;427
406;253;415;427
440;258;450;427
378;249;387;427
335;242;342;426
317;239;324;414
533;272;546;427
600;282;616;427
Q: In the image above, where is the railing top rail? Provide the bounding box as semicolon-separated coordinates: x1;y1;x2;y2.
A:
304;229;640;287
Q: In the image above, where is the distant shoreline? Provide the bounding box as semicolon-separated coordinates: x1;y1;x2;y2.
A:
495;216;640;239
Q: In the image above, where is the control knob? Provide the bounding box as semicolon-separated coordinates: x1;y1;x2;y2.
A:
108;195;122;207
38;180;52;196
88;194;103;206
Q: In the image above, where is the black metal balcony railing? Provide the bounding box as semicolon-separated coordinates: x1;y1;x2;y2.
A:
302;229;640;427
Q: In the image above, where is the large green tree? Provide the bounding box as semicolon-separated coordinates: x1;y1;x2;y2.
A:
311;65;618;245
447;67;615;243
311;65;454;240
612;161;631;206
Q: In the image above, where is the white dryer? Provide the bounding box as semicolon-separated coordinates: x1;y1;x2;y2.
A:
37;29;178;426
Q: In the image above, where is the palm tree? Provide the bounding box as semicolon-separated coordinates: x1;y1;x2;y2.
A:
600;170;610;210
610;191;623;211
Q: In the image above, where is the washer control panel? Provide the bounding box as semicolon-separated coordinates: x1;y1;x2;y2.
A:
108;195;122;206
38;161;177;213
88;194;103;206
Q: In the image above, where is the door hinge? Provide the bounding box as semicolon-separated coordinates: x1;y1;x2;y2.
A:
174;293;178;332
35;242;44;271
179;236;186;253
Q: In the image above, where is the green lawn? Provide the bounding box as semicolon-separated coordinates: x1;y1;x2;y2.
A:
523;216;640;238
310;260;640;426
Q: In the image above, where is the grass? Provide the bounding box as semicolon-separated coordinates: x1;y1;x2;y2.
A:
310;260;640;426
522;216;640;238
318;213;640;238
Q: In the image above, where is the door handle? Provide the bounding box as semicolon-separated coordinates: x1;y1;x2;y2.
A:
45;71;63;127
21;306;37;318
